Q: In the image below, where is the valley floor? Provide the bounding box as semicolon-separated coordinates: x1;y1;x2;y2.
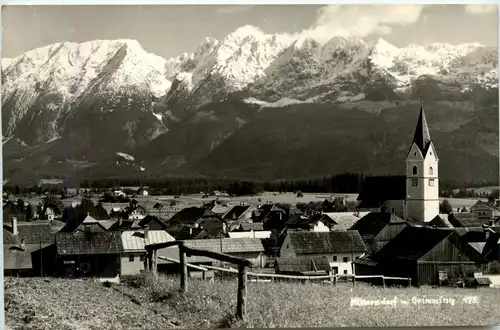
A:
5;275;500;329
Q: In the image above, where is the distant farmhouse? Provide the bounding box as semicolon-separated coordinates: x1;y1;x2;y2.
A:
357;100;440;223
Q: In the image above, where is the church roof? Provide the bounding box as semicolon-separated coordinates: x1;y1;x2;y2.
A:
412;101;432;155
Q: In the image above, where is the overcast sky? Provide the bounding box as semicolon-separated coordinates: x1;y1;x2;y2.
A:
2;4;497;59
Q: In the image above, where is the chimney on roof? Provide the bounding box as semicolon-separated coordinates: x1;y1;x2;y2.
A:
11;217;18;235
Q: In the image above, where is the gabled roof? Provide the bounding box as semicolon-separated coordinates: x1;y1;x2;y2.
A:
287;230;366;255
169;207;216;225
325;212;368;231
121;230;175;252
357;176;407;208
223;205;251;220
4;244;53;270
3;202;24;215
470;201;500;212
211;204;229;215
449;213;490;227
411;102;432;156
429;214;454;228
55;231;123;255
372;226;453;262
349;212;406;241
3;222;56;245
183;238;265;253
469;242;486;254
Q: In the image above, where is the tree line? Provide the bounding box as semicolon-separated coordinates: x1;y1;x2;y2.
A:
5;174;498;198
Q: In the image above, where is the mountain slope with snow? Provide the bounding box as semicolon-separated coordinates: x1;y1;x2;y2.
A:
2;26;498;186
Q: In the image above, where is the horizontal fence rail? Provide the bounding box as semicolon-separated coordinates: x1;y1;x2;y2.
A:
145;240;412;321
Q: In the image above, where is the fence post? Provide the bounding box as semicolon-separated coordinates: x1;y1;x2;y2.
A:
152;250;158;278
382;276;386;288
237;264;248;321
352;275;356;287
179;242;188;293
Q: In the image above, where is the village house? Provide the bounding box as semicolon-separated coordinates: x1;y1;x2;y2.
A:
228;222;271;239
448;212;497;228
4;220;58;276
168;207;227;240
323;211;369;231
130;215;167;230
156;237;267;272
469;201;500;221
120;227;175;276
222;203;257;222
285;213;337;232
55;231;123;278
357;101;440;223
354;226;487;286
275;256;332;276
280;231;367;275
349;212;407;249
3;202;26;223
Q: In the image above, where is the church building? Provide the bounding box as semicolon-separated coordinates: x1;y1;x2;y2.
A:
357;101;440;223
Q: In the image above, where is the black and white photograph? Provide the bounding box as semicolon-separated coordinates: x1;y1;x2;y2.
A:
1;3;500;329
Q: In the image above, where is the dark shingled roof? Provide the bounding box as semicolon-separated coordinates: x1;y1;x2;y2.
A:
276;256;331;274
470;201;500;212
357;176;407;209
168;207;216;225
4;244;53;270
449;213;489;228
429;215;454;228
55;231;123;255
411;104;432;155
288;230;366;254
372;226;453;261
349;212;406;241
223;205;250;221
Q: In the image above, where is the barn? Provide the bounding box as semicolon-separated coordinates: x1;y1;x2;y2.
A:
355;226;486;286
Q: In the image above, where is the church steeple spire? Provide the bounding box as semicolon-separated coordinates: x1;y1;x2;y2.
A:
412;97;432;154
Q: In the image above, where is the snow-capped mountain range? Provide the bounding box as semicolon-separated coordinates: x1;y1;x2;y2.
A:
3;25;497;133
2;25;498;186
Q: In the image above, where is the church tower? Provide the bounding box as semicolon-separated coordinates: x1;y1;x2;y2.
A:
405;99;439;222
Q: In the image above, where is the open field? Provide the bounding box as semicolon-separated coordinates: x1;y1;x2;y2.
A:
22;191;485;212
5;275;500;329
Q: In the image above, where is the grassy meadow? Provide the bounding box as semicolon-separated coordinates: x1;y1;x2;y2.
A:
5;275;500;329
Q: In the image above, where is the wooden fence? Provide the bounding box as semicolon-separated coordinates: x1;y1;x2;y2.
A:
145;241;411;321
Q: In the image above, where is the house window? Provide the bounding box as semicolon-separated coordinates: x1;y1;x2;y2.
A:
429;179;435;187
412;166;417;175
413;152;417;157
391;207;395;214
140;255;145;262
129;255;135;262
84;225;91;233
343;257;349;262
343;270;348;274
412;179;418;187
429;166;434;175
333;256;337;262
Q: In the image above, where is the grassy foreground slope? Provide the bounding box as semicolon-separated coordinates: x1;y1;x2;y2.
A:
5;275;500;329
